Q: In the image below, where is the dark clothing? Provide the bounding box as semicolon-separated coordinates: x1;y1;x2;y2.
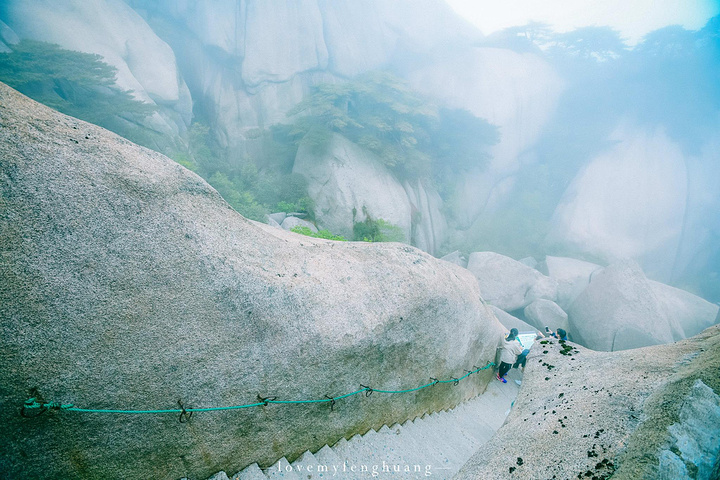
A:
513;349;530;369
498;361;513;378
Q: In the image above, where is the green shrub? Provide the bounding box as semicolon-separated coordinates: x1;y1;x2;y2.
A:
353;217;405;243
290;226;346;241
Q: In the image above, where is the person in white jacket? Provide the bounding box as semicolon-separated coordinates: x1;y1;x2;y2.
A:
497;328;524;383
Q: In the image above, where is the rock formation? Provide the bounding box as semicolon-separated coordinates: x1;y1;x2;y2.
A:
649;280;719;339
523;299;569;333
0;0;193;144
293;133;413;242
466;252;558;312
548;123;720;286
292;133;448;252
0;83;504;480
541;255;603;310
568;260;685;351
122;0;477;147
456;325;720;480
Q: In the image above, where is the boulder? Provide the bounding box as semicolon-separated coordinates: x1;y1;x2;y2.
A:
267;212;287;225
440;250;467;269
265;216;282;229
547;123;713;284
649;280;719;338
457;325;720;480
466;252;558;312
0;83;505;480
523;299;569;333
280;216;317;233
292;132;413;242
542;256;604;310
488;305;537;334
568;260;684;351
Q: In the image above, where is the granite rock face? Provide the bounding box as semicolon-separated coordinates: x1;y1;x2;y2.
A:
542;255;603;310
0;83;504;480
293;133;447;253
0;0;193;142
456;325;720;480
568;260;684;351
656;379;720;480
122;0;476;150
548;123;720;286
649;280;719;339
466;252;558;312
523;299;569;333
293;133;412;241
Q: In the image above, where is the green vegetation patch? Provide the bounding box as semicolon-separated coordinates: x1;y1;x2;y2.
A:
290;226;346;241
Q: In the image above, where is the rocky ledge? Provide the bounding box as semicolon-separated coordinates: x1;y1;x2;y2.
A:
456;325;720;480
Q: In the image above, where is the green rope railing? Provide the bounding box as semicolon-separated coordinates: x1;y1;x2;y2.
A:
20;362;495;419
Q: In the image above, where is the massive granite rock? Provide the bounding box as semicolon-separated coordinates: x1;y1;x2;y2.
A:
568;260;684;351
548;123;720;287
0;0;193;144
656;379;720;480
293;132;447;253
523;299;569;333
0;83;505;480
456;325;720;480
649;280;719;339
541;255;603;310
123;0;477;149
466;252;558;312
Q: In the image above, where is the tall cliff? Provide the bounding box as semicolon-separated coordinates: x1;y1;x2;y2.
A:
1;1;717;299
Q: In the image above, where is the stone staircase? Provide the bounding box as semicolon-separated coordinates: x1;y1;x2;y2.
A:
203;370;521;480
